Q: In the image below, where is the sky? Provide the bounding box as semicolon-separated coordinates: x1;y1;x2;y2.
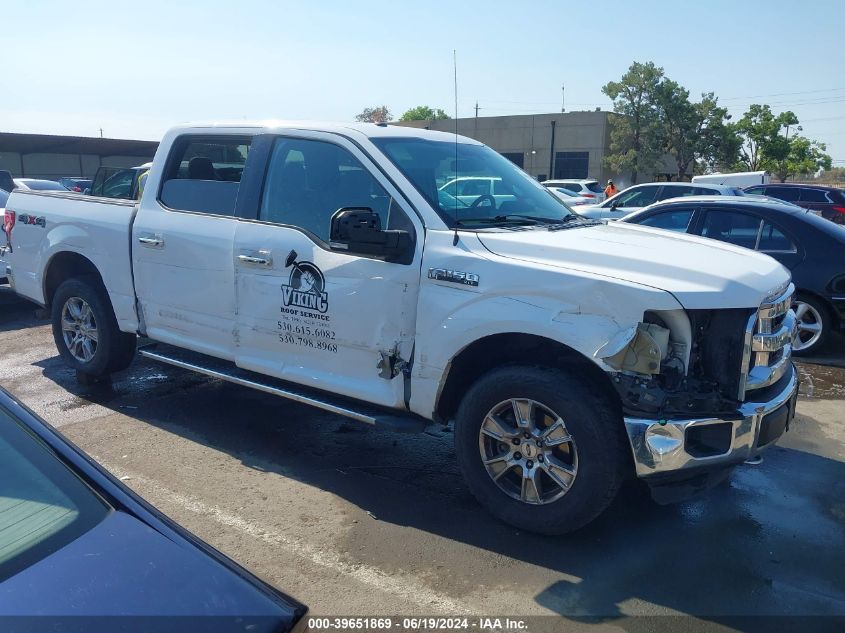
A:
3;0;844;165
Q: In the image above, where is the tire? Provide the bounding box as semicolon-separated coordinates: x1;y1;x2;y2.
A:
454;365;627;535
792;293;831;357
51;276;137;378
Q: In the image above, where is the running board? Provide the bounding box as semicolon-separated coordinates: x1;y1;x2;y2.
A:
138;344;429;433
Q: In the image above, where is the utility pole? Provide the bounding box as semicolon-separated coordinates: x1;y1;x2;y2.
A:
475;101;480;118
561;84;565;113
99;128;103;138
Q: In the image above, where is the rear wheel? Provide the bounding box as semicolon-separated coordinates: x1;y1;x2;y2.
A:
454;365;627;535
792;294;831;356
51;277;137;378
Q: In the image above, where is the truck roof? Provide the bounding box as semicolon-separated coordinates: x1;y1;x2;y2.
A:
168;120;483;145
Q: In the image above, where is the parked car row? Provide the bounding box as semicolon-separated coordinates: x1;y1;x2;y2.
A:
622;196;845;355
537;174;844;354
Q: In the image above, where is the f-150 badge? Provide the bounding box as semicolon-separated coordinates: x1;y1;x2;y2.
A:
282;250;329;313
428;268;480;287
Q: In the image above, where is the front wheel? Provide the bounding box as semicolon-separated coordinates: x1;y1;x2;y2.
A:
792;294;831;357
454;365;627;535
51;277;137;378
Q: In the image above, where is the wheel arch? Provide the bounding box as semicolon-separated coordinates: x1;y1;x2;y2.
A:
43;251;106;308
434;332;622;423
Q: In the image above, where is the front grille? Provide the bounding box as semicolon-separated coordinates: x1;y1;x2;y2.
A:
738;283;796;400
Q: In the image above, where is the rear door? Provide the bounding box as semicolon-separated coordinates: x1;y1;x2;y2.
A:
232;131;423;408
132;134;253;360
694;207;802;269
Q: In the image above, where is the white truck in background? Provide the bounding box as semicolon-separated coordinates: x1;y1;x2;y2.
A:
692;171;770;188
2;121;798;534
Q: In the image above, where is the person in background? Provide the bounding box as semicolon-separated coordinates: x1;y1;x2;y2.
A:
136;169;150;200
604;179;618;199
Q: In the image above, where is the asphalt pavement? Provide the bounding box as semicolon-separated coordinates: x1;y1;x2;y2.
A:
1;285;844;630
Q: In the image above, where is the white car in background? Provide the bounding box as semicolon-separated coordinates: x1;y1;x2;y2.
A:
13;178;70;192
541;179;606;203
575;182;745;220
544;185;592;206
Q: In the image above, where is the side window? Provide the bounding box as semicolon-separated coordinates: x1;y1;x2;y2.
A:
457;180;489;197
561;183;580;192
745;186;764;195
764;186;800;203
260;137;408;244
159;136;251;216
800;188;830;203
701;210;762;250
95;168;135;199
614;185;659;208
638;209;695;233
659;185;694;200
692;186;720;196
757;222;795;252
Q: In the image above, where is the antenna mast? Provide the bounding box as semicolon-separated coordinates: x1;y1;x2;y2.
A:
453;50;459;245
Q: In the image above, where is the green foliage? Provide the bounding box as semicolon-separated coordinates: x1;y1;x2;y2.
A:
399;105;451;121
602;61;665;184
655;82;736;179
355;106;392;123
772;137;833;182
733;104;798;171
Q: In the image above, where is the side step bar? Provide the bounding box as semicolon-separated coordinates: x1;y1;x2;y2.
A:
138;344;429;433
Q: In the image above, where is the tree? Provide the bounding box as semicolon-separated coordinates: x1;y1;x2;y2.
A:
399;105;450;122
772;136;832;182
602;61;665;184
355;106;392;123
733;104;798;172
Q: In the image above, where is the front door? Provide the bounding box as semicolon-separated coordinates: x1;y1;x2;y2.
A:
132;134;253;360
233;132;423;408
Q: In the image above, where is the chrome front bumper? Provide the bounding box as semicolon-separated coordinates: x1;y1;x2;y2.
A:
624;364;798;478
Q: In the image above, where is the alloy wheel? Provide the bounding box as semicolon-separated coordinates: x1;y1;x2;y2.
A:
792;300;823;352
61;297;98;363
478;398;578;505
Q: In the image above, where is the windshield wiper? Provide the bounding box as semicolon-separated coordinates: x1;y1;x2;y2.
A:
454;215;543;226
547;215;601;230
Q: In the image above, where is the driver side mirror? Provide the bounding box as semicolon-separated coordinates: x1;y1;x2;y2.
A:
610;198;621;209
330;208;413;264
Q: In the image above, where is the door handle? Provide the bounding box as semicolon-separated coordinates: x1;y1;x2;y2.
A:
138;234;164;248
238;251;273;266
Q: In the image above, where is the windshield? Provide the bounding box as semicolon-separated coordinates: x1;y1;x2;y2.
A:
371;138;577;227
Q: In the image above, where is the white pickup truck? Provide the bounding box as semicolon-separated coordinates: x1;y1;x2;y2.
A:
1;121;798;534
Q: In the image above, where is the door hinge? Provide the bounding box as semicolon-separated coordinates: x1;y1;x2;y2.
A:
378;348;409;380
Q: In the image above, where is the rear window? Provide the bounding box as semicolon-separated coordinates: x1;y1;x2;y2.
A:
800;188;831;203
0;405;109;582
159;136;252;216
765;186;800;202
586;181;604;194
0;189;9;207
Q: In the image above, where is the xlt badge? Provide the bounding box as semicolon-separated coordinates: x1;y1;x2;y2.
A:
427;268;480;287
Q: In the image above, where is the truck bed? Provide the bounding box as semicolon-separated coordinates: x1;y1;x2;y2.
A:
4;190;139;332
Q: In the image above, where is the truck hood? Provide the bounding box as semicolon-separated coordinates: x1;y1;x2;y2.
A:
475;223;791;309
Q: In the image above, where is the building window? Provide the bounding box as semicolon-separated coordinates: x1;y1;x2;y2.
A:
554;152;588;179
500;152;524;168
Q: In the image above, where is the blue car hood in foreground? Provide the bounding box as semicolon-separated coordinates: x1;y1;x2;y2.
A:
0;510;296;630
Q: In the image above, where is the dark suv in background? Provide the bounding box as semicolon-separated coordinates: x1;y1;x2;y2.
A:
745;183;845;225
